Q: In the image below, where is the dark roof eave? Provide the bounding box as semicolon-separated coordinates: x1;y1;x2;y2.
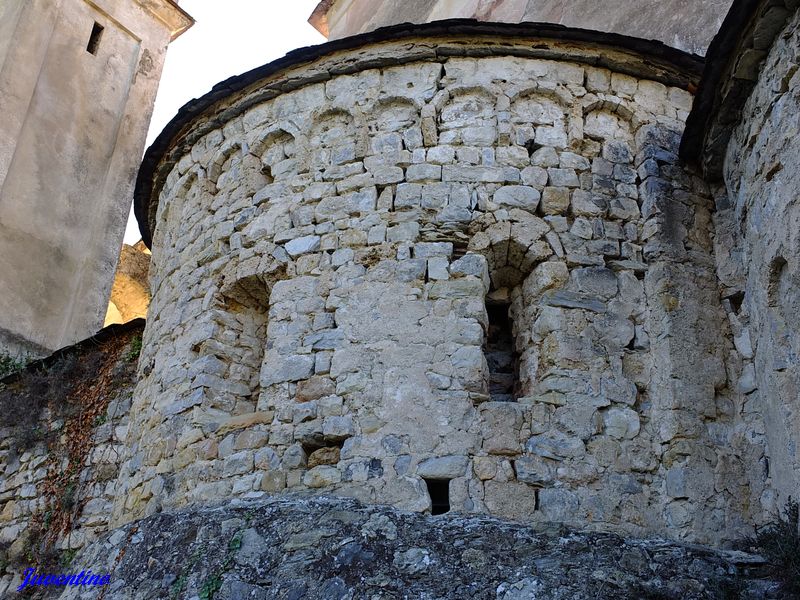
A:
135;18;705;247
680;0;796;178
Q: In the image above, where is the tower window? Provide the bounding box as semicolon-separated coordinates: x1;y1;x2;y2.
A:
87;22;104;55
424;478;450;515
485;301;520;402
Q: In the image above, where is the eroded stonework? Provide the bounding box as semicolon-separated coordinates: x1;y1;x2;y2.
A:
714;6;800;519
118;32;771;546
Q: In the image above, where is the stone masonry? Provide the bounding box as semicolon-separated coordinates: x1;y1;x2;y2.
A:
121;24;773;546
699;1;800;524
3;1;800;595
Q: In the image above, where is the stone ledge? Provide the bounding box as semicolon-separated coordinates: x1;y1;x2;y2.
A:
36;495;779;599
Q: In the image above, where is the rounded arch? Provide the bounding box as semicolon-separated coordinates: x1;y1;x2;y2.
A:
439;86;498;129
249;124;302;159
208;140;243;185
582;97;635;121
583;105;635;142
467;219;553;291
309;107;357;143
371;96;421;132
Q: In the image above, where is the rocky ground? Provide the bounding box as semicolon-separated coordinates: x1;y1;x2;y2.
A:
20;495;781;599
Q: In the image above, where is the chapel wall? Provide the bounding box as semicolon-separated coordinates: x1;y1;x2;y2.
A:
716;7;800;516
119;38;769;544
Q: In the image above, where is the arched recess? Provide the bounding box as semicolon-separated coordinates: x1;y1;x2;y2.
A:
208;140;243;189
371;96;421;133
190;260;288;418
438;88;497;144
307;108;361;170
468;219;554;401
249;125;303;183
509;88;570;151
582;103;635;142
155;165;210;252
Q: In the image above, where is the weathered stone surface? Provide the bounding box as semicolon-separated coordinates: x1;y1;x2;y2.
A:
493;185;541;210
49;496;775;600
416;456;469;479
96;29;771;551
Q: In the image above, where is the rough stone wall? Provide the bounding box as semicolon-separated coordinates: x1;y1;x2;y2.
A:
0;324;140;592
122;39;768;544
716;6;800;517
35;496;778;599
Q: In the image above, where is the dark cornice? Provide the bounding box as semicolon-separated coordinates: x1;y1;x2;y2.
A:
134;19;704;247
680;0;796;179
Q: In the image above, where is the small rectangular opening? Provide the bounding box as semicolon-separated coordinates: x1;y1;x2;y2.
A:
87;22;104;55
424;478;450;515
485;300;520;402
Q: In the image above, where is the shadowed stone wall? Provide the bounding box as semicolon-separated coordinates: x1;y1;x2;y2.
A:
123;30;772;545
712;5;800;521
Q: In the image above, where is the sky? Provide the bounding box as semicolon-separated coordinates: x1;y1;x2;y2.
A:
123;0;326;244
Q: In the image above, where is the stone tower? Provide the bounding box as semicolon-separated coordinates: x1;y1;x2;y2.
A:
0;0;192;359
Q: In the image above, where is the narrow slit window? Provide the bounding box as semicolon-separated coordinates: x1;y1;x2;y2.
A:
485;300;520;402
424;478;450;515
87;22;104;55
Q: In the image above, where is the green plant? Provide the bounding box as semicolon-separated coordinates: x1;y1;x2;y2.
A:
170;573;189;600
751;498;800;596
198;574;223;600
60;548;77;568
125;334;142;362
196;530;244;600
0;352;27;378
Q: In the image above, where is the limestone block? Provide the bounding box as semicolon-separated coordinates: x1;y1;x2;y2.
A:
493;186;541;210
261;353;315;386
323;416;355;442
235;430;270;450
526;431;586;460
449;254;490;289
406;163;442;182
281;444;307;469
427;146;455;164
308;446;341;468
548;168;579;187
223;451;254;477
604;408;641;440
442;165;506;183
483;481;538;517
296;376;336;402
571;190;606;217
427;257;450;280
303;466;342;488
480;402;524;455
514;456;555;486
417;456;470;479
540;187;570;215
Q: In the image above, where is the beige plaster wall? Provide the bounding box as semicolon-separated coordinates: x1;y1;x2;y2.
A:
0;0;189;358
314;0;732;55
